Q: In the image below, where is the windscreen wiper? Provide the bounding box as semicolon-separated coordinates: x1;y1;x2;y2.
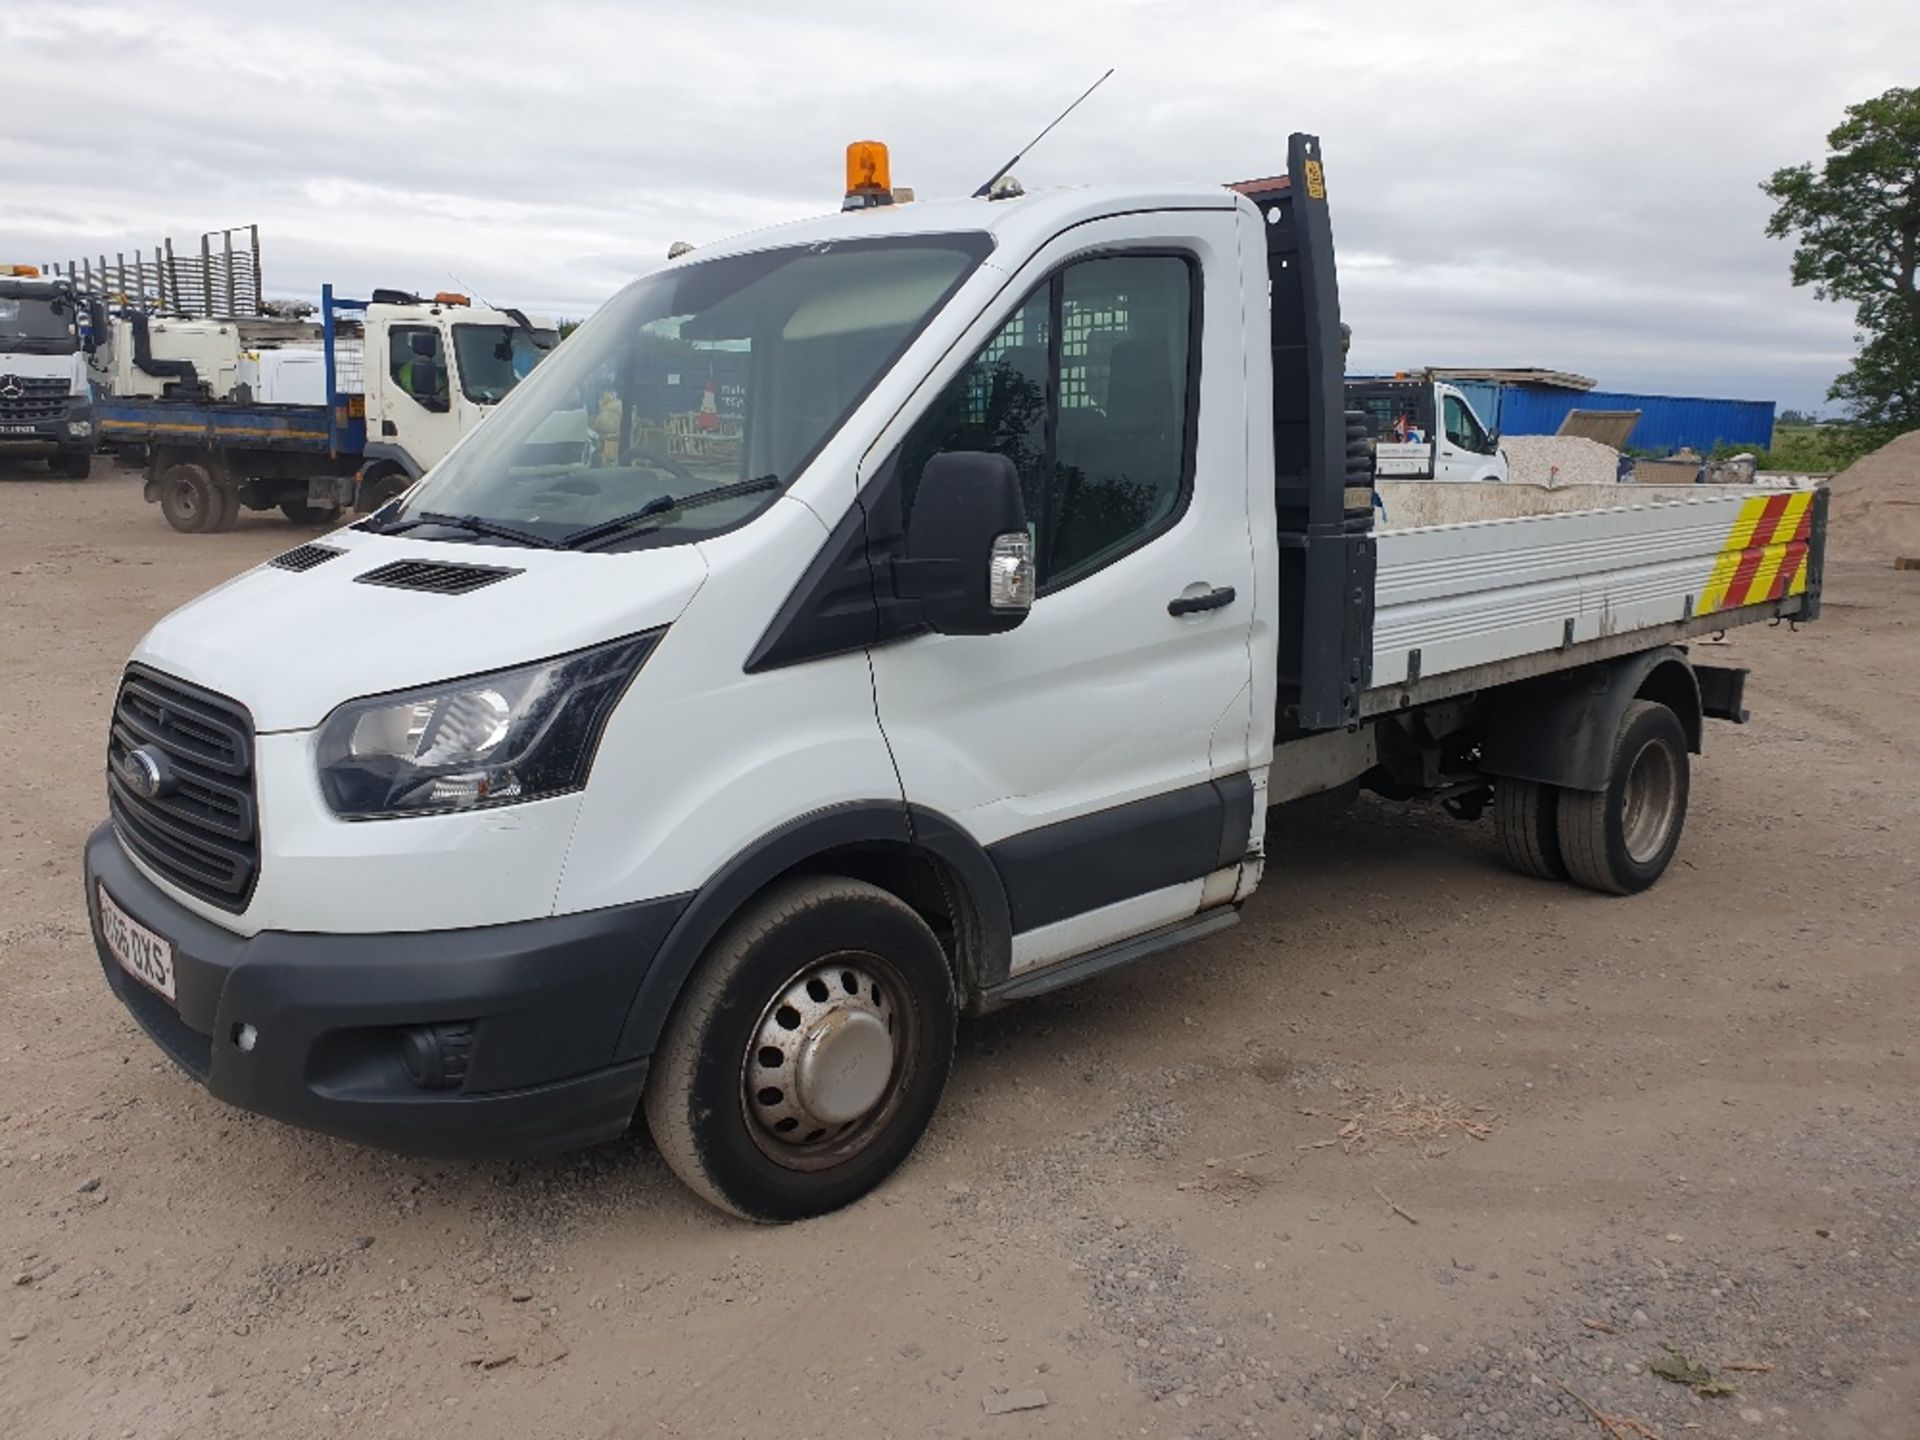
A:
561;475;781;551
370;510;561;549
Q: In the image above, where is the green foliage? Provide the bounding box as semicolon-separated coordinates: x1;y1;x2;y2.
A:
1650;1348;1737;1398
1762;86;1920;431
1777;408;1816;425
1705;423;1880;473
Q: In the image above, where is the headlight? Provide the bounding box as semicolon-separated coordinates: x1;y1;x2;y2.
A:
68;420;93;437
315;631;660;818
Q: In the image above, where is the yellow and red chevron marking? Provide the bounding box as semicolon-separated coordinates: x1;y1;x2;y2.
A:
1698;490;1815;615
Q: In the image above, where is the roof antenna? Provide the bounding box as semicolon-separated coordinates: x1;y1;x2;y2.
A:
972;67;1114;199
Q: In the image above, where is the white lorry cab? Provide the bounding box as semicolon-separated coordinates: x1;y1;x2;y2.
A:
0;266;95;478
85;137;1827;1219
1349;376;1507;482
96;288;560;529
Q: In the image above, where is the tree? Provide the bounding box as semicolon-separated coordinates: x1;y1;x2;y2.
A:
1775;408;1815;426
1762;86;1920;433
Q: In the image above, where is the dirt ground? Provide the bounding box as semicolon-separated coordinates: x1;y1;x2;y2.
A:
2;457;1916;1440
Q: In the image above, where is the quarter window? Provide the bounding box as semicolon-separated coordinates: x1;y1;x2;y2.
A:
896;252;1197;590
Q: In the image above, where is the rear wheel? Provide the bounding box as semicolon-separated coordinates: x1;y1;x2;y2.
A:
279;500;337;526
643;876;957;1222
158;462;218;533
208;480;241;531
1557;700;1690;895
1492;778;1566;880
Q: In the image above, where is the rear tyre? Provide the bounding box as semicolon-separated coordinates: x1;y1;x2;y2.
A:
643;876;957;1222
279;500;336;526
208;481;241;532
1557;700;1690;895
1492;778;1566;880
158;462;218;533
58;450;92;480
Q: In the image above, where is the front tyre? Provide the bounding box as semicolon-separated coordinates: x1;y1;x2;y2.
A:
1557;700;1690;895
58;449;92;480
643;876;956;1222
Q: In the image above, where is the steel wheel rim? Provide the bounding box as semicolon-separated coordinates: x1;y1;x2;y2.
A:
741;950;913;1172
1621;737;1680;864
167;477;203;522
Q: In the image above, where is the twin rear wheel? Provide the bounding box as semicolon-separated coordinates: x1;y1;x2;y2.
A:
1492;700;1690;895
642;876;957;1222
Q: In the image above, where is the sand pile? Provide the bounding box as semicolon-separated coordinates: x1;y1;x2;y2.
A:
1500;434;1623;486
1824;429;1920;564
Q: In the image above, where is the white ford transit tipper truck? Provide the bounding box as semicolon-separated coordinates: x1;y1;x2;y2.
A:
85;136;1826;1220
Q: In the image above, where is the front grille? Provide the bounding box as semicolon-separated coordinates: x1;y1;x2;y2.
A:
0;374;69;425
355;558;523;595
107;667;259;913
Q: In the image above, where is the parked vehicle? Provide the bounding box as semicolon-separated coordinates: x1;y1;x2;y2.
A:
84;136;1826;1219
0;267;95;478
96;287;558;530
1349;376;1508;481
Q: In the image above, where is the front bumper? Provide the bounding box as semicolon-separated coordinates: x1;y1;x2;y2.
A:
84;822;689;1158
0;402;91;454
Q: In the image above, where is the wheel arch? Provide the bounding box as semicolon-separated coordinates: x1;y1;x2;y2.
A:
1480;646;1701;793
613;802;1009;1062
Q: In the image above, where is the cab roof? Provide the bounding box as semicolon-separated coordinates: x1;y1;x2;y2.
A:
674;183;1243;271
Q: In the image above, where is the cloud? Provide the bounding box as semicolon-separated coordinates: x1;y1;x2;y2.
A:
5;0;1912;410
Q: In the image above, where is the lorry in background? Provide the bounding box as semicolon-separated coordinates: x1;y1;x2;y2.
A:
1348;375;1507;482
0;267;95;478
96;287;560;530
84;135;1825;1220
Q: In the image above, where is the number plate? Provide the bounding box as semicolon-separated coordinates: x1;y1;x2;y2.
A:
0;425;45;435
98;885;176;1001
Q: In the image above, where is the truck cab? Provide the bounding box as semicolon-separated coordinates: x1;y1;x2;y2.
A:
359;292;562;491
0;267;94;478
1348;376;1506;482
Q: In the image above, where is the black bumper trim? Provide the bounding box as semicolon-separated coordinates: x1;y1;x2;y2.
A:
84;822;687;1159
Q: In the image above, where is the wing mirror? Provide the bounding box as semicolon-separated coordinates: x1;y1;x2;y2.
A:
893;451;1033;636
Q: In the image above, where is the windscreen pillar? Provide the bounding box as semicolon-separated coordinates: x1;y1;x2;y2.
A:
1233;134;1376;738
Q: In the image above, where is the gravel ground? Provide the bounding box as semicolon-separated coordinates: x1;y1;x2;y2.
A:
2;458;1917;1439
1501;435;1624;486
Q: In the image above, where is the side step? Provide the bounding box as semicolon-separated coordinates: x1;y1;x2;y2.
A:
977;907;1240;1011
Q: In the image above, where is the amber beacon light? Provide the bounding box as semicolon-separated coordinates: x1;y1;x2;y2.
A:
843;140;894;210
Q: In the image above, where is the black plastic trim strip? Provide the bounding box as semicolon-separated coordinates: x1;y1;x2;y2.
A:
987;778;1231;935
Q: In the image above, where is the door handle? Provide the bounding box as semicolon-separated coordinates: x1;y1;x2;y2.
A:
1168;585;1236;617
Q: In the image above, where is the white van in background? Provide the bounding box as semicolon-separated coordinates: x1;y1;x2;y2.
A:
1349;377;1507;481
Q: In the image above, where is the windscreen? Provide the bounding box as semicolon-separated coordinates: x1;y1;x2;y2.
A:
388;233;992;551
0;287;78;353
451;324;559;405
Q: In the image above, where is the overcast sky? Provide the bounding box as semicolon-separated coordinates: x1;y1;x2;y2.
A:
5;1;1915;412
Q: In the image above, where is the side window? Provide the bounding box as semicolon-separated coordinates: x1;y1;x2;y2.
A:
388;325;446;403
896;252;1196;590
1444;393;1488;452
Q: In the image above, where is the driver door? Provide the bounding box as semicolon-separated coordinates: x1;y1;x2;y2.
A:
380;323;464;473
866;212;1256;976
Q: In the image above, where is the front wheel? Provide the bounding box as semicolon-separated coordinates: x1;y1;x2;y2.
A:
643;876;957;1222
58;449;92;480
1557;700;1690;895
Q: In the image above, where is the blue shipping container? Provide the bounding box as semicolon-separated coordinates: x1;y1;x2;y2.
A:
1492;387;1774;453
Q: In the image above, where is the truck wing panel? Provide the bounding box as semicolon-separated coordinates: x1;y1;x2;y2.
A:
1368;488;1824;691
